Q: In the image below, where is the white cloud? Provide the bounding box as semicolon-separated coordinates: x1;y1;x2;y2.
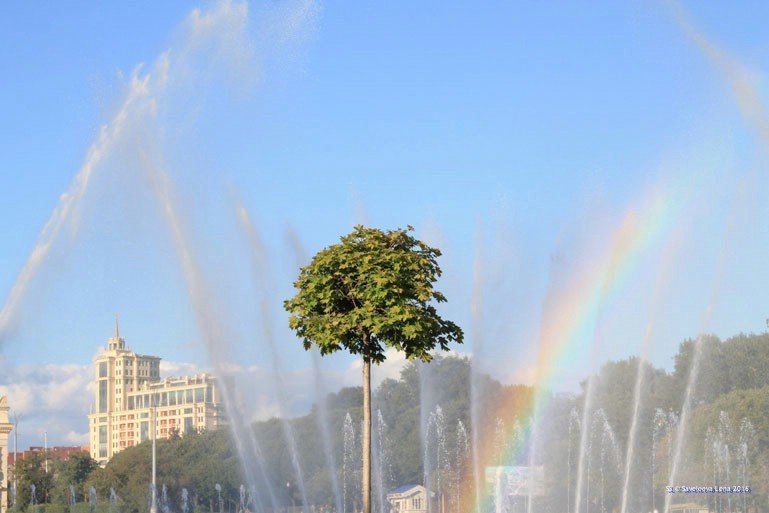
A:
0;348;467;449
160;360;202;378
64;430;89;444
343;348;409;387
0;362;92;449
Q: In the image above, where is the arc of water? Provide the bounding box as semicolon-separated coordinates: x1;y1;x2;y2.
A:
282;227;344;513
312;351;344;513
664;161;745;513
0;64;152;345
469;238;485;513
234;201;311;513
142;151;277;512
419;361;437;513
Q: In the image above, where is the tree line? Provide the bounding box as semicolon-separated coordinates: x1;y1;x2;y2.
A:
8;332;769;513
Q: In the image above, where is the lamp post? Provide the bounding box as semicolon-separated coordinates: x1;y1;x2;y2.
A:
12;413;18;505
150;393;157;513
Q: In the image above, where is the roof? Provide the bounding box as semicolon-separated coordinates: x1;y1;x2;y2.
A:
389;484;421;495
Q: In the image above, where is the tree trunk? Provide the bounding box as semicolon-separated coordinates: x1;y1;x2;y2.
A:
362;355;371;513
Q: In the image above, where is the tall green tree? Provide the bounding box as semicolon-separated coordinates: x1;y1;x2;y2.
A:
51;452;98;505
14;452;53;509
284;225;463;513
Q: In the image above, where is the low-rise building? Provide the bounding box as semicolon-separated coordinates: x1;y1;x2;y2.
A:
87;320;222;464
7;445;89;465
387;485;431;513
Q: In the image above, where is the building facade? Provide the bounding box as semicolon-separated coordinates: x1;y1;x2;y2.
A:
0;396;13;513
387;485;431;513
87;322;222;464
7;445;89;466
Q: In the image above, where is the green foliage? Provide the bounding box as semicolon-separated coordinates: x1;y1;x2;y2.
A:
50;452;98;506
677;386;769;512
13;332;769;512
672;332;769;407
14;452;54;510
83;430;241;513
284;225;464;363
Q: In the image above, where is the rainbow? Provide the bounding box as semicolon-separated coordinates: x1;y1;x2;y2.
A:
456;183;686;513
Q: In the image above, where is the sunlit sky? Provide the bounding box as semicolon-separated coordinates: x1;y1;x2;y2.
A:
2;1;769;446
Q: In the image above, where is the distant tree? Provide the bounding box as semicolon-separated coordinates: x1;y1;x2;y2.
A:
14;452;53;509
285;225;463;513
168;427;181;440
51;452;98;505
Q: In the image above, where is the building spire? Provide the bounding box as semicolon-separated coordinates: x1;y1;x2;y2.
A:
115;313;120;339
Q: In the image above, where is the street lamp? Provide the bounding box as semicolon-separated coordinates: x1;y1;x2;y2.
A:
12;413;18;509
150;393;158;513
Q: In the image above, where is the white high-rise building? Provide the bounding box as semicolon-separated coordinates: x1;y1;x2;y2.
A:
87;319;222;464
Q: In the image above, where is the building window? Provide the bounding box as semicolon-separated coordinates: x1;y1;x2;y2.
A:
99;426;108;458
99;380;109;413
99;362;108;378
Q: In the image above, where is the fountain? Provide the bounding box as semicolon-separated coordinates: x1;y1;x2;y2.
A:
69;484;77;513
738;419;755;513
160;485;171;513
109;488;119;513
88;486;98;513
451;421;470;513
424;405;449;513
216;484;224;513
492;418;506;467
30;484;37;510
181;488;190;513
651;408;669;513
342;413;359;513
4;4;769;513
567;408;580;513
372;410;393;513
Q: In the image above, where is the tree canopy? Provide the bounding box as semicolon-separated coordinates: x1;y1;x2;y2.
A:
284;225;464;363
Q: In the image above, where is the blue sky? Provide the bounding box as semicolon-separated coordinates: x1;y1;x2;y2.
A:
2;1;769;446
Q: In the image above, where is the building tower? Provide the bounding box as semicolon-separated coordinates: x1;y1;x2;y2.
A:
88;318;221;464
